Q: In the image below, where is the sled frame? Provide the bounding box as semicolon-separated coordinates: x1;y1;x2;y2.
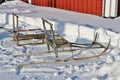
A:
42;18;111;60
12;13;45;46
42;18;73;60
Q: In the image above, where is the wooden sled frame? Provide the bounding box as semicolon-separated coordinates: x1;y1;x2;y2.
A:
42;18;73;60
42;18;111;60
12;13;45;46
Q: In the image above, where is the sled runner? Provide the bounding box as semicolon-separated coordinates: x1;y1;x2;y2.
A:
12;13;45;46
15;18;111;68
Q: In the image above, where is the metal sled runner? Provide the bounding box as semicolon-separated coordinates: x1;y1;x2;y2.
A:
12;13;45;46
15;18;111;67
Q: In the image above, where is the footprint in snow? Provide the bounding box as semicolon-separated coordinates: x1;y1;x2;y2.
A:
16;67;22;75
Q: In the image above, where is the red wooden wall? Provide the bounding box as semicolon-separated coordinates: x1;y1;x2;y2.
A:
55;0;102;16
22;0;103;16
32;0;51;7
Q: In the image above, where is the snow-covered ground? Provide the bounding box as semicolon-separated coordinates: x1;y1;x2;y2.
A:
0;1;120;80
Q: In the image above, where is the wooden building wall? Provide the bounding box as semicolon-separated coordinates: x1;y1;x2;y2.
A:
55;0;102;16
22;0;103;16
22;0;120;17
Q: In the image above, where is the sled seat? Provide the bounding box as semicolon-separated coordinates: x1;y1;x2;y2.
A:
13;29;45;46
12;13;45;46
42;18;73;60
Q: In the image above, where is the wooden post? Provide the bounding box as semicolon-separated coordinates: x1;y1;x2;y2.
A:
42;18;50;52
16;15;19;32
12;13;15;32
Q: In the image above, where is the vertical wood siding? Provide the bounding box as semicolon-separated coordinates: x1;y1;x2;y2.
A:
22;0;103;16
32;0;50;7
55;0;102;16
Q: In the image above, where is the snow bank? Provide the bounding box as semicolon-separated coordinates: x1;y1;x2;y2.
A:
1;1;120;32
1;10;120;47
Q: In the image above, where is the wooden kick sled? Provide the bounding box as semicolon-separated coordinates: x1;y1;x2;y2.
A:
12;13;45;46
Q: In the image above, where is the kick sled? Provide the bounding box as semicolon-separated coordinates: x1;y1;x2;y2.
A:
12;13;45;46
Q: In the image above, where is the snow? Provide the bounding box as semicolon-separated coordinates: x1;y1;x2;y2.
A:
0;1;120;80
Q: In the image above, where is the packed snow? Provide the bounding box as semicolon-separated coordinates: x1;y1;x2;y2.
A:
0;1;120;80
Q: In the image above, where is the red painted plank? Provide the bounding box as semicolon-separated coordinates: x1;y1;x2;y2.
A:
78;0;83;12
69;0;72;10
31;0;49;7
47;0;51;7
61;0;64;9
56;0;67;10
58;0;60;8
73;0;76;11
44;0;48;6
35;0;37;5
91;0;97;15
65;0;69;10
40;0;43;6
37;0;40;6
64;0;67;9
35;0;38;5
42;0;45;6
62;0;65;9
56;0;60;8
74;0;79;11
52;0;54;7
38;0;40;6
87;0;92;14
32;0;35;5
96;0;102;16
82;0;87;13
70;0;75;11
59;0;61;8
